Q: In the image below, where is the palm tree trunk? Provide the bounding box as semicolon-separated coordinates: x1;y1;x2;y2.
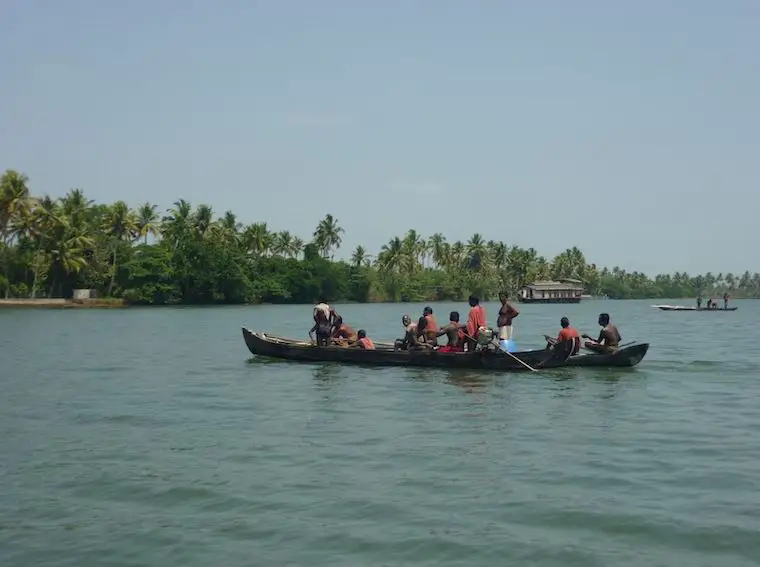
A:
30;243;43;298
107;246;117;296
2;245;11;299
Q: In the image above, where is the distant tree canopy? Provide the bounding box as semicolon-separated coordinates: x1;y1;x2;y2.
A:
1;169;758;304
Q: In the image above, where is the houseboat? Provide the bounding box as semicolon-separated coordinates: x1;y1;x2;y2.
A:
518;279;585;304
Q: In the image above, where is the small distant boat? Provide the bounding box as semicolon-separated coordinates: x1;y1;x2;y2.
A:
652;304;738;312
242;328;650;371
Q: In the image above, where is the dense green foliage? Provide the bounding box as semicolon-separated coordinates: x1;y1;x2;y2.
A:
1;169;758;303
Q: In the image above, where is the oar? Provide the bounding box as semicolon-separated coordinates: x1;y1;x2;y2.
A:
582;340;636;351
464;331;538;372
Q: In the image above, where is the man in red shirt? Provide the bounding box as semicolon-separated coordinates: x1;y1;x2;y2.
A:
545;316;581;355
465;295;487;351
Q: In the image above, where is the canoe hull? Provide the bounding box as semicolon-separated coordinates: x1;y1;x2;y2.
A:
242;328;649;371
654;305;737;312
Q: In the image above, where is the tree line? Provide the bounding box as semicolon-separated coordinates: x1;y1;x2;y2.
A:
1;169;758;304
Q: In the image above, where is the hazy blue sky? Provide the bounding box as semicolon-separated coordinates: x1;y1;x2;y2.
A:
2;0;757;275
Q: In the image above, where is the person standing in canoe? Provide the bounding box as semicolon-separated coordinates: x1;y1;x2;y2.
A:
309;309;333;346
465;295;487;351
496;292;519;341
723;292;729;309
313;296;337;328
582;313;621;354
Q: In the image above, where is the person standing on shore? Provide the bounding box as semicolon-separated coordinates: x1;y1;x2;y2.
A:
496;292;519;341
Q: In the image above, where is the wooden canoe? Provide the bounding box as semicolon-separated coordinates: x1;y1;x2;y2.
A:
242;328;649;372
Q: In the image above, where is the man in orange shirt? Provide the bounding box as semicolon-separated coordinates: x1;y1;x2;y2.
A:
545;316;581;355
351;329;376;350
465;295;487;351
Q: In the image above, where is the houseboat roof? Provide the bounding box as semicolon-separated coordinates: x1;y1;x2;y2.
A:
522;280;585;290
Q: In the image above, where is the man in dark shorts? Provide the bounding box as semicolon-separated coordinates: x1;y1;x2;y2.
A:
309;309;333;346
582;313;621;354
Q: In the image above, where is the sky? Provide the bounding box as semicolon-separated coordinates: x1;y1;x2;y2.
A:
1;0;758;275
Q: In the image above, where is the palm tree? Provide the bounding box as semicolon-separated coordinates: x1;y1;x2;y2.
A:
161;199;193;250
377;237;404;273
466;233;487;270
351;245;370;267
312;214;344;258
288;236;304;259
193;204;214;237
102;201;138;295
242;222;272;257
428;233;448;268
1;170;34;297
136;203;160;244
60;189;93;231
272;231;293;257
24;196;62;298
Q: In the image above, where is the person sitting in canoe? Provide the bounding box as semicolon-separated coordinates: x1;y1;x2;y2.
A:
350;329;376;350
331;316;358;346
582;313;621;354
545;316;581;355
309;308;333;346
416;306;439;346
394;314;427;350
436;311;467;352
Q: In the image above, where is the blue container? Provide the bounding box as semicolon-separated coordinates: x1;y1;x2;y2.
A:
500;339;518;352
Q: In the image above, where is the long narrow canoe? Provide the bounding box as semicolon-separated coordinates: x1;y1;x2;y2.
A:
653;304;738;312
242;328;649;371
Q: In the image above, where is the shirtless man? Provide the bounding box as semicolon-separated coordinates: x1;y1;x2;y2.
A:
496;292;519;341
331;316;358;346
582;313;621;354
394;315;416;350
395;314;430;350
436;311;467;352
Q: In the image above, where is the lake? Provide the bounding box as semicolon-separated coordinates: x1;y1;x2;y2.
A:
1;299;759;567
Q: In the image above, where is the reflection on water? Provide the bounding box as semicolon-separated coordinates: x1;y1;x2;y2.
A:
441;370;492;393
311;364;345;383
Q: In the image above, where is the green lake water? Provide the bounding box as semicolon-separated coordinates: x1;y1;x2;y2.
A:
1;299;759;567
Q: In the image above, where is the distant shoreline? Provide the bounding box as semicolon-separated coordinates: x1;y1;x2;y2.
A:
0;298;127;309
0;297;755;310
